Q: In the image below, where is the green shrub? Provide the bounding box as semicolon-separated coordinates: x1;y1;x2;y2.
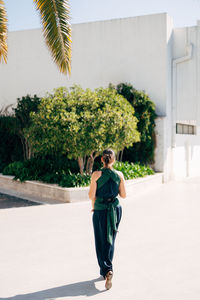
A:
2;154;79;184
2;158;154;187
3;157;90;187
0;94;41;173
0;115;23;172
116;83;157;164
3;161;27;180
59;171;91;187
113;161;154;180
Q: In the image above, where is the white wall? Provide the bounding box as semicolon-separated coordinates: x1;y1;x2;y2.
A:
164;14;174;181
173;128;200;178
171;22;200;179
154;117;167;172
0;13;169;117
0;28;68;108
173;26;199;123
71;13;169;117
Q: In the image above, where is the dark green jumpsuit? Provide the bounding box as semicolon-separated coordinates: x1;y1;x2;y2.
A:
92;167;122;278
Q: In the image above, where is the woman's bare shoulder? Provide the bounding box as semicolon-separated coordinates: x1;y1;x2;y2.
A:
91;170;102;181
114;169;125;180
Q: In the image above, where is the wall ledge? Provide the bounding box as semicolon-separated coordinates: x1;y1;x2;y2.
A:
0;172;164;204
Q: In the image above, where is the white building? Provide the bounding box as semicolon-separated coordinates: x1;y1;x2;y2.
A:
0;12;200;181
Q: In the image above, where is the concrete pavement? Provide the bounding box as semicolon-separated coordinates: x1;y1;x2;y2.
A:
0;177;200;299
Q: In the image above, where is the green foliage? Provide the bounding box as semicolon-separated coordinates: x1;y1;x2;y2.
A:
2;157;154;187
24;85;140;172
12;94;41;160
116;83;156;164
2;155;90;187
113;161;154;180
0;115;23;172
59;172;91;188
2;154;79;183
13;94;41;129
0;95;41;171
3;161;29;181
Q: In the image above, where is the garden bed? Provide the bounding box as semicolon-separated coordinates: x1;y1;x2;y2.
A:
0;172;164;204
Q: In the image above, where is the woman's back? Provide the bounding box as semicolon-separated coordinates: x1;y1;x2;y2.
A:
95;167;121;200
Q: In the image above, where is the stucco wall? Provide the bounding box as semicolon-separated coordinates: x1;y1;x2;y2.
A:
154;117;167;172
171;22;200;179
173;26;199;123
172;127;200;178
0;13;169;117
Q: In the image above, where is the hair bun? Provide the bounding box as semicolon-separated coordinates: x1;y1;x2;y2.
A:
102;149;115;166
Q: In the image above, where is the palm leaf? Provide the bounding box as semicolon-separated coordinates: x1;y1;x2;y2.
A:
33;0;71;75
0;0;8;63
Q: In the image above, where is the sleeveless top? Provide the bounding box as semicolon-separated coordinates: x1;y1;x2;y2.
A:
94;167;121;245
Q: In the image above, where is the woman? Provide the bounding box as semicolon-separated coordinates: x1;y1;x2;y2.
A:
88;148;126;290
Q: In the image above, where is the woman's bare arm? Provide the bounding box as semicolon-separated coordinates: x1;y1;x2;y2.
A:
118;172;126;198
88;171;99;209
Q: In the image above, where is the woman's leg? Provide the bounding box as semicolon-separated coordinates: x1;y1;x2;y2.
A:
92;206;122;278
92;209;108;277
106;205;122;266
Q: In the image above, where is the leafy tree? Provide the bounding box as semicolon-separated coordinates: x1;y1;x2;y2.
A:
116;83;156;164
12;95;41;160
25;85;140;174
0;0;71;74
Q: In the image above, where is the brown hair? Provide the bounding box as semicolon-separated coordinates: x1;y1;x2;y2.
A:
102;149;115;167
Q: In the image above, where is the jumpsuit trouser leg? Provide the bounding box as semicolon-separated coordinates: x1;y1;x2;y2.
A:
92;205;122;278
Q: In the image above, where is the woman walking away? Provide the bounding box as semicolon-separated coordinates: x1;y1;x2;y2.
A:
88;149;126;290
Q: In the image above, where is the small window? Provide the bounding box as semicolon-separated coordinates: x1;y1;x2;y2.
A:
188;125;194;134
183;125;188;134
177;124;182;133
176;123;195;135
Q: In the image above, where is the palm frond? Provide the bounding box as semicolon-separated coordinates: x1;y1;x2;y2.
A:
0;0;8;63
33;0;71;75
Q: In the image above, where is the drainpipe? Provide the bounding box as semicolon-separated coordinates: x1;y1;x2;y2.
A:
172;43;193;148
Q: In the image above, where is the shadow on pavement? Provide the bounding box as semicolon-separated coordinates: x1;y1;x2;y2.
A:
0;276;106;299
0;192;42;209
